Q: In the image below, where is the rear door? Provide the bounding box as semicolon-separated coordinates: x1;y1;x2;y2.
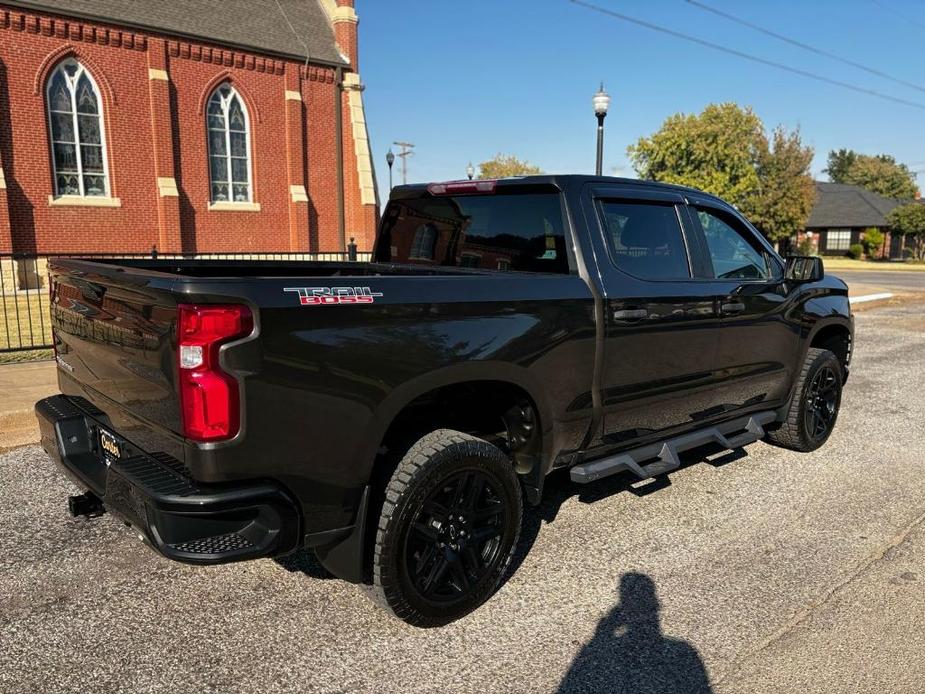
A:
683;197;799;413
582;187;728;446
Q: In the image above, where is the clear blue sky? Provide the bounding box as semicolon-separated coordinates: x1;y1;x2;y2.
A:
358;0;925;199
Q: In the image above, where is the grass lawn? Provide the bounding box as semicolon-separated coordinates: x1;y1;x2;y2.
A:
1;293;53;363
821;257;925;272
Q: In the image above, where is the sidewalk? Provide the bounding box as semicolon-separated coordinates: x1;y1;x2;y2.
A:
0;360;57;449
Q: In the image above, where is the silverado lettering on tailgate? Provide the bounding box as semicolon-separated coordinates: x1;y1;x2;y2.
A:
284;286;384;306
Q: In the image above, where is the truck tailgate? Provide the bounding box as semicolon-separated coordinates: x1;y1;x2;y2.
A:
50;262;181;435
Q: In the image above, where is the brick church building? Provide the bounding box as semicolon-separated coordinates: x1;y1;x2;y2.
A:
0;0;378;256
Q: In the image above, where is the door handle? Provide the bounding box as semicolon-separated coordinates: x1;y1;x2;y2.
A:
720;301;746;315
613;308;649;321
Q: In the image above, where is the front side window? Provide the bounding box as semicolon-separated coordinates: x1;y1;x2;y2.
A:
600;201;691;280
207;84;252;202
696;208;773;280
46;59;109;197
826;229;851;251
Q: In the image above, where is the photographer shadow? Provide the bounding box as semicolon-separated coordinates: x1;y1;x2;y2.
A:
558;572;713;694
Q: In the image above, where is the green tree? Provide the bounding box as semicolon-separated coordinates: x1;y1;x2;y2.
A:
749;127;817;245
888;203;925;261
825;149;918;200
628;103;764;205
478;154;542;179
628;103;815;244
823;148;858;183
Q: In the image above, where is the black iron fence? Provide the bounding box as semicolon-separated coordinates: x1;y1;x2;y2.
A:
0;249;371;355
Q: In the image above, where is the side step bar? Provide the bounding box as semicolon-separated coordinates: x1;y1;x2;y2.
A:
570;411;776;484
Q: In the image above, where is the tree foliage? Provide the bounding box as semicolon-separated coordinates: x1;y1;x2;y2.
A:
628;103;815;243
478;154;542;179
825;149;918;200
750;127;817;245
888;203;925;261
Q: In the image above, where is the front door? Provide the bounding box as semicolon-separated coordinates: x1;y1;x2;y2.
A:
684;198;799;415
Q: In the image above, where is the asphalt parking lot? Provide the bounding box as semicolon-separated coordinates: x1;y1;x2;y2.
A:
2;299;923;694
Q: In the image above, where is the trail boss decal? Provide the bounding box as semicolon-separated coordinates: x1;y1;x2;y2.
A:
284;286;384;306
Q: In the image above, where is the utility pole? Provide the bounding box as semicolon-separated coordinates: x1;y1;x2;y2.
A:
393;141;415;185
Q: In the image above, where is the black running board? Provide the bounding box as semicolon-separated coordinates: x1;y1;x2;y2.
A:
570;411;776;484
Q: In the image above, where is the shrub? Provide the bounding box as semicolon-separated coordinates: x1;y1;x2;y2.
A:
796;236;815;256
861;228;885;258
847;243;864;259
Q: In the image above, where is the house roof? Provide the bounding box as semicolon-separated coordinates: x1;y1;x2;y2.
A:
5;0;346;66
806;182;905;229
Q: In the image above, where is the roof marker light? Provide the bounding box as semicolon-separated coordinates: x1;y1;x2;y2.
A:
427;180;497;196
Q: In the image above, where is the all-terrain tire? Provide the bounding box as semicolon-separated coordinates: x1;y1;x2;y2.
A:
371;429;522;627
765;347;843;452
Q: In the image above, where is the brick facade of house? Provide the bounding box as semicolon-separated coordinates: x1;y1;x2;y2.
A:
0;0;377;256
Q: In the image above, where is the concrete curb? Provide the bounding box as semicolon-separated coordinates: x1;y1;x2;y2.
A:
0;407;39;450
850;292;895;305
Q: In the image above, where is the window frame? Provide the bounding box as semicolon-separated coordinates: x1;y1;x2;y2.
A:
594;196;697;282
45;59;111;199
683;198;784;283
206;83;254;204
825;229;852;252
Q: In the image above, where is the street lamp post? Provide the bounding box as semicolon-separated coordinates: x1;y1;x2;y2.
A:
386;149;395;190
593;83;611;176
466;162;475;180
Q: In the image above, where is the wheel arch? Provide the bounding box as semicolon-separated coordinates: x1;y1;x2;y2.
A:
361;362;555;487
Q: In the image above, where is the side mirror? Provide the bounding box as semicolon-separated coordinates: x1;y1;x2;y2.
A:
785;255;824;283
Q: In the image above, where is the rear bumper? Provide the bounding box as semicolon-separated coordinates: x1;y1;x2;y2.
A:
35;394;300;564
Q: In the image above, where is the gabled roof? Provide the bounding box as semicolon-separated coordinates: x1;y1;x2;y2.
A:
806;182;905;229
5;0;346;66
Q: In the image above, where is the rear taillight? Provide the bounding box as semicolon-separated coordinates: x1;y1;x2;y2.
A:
177;304;253;442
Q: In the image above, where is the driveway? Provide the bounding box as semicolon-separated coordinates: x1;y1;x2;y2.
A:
1;301;923;693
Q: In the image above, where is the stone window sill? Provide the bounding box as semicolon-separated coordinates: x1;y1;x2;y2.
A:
208;201;261;212
48;195;122;208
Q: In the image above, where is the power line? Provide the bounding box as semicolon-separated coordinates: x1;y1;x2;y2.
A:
568;0;925;111
870;0;925;30
686;0;925;95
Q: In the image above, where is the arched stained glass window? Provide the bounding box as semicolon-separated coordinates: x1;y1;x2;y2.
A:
46;59;109;197
206;84;252;203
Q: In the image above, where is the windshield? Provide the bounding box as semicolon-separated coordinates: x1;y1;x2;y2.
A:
374;192;570;274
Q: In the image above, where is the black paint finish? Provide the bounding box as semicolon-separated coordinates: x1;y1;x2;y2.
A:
43;175;853;581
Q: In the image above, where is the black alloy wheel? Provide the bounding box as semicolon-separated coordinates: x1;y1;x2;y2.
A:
405;470;508;601
804;364;839;440
371;429;522;627
765;347;843;452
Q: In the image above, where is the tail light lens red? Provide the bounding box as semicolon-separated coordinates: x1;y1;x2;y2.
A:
177;304;253;442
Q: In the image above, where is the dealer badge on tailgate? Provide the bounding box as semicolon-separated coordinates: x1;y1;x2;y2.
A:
99;428;121;466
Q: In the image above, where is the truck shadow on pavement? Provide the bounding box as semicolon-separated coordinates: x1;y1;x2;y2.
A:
557;572;713;694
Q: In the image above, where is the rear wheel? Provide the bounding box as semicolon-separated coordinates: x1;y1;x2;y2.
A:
766;347;843;452
371;429;522;627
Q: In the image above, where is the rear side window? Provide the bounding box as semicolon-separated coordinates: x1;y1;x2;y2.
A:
375;192;570;274
599;201;690;280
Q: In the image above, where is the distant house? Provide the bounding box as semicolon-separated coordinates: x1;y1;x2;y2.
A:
803;182;907;259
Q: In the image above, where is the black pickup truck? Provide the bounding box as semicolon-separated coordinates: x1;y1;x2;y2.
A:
36;175;852;626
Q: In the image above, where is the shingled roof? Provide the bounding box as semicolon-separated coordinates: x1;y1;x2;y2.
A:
806;182;905;229
5;0;346;65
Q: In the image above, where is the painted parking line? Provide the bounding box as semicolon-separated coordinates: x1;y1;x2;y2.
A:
849;293;894;305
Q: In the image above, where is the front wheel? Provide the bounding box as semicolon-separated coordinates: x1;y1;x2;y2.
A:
765;347;843;452
371;429;522;627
